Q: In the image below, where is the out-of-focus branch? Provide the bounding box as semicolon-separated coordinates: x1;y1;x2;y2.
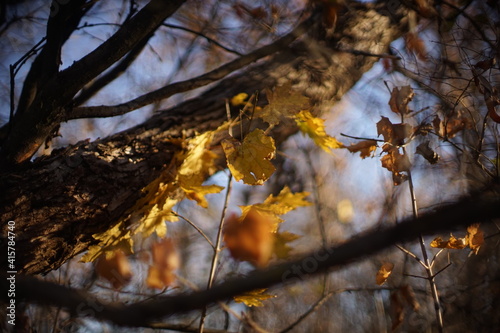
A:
67;14;315;120
2;188;498;327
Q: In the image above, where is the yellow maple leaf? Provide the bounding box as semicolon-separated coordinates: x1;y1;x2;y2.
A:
81;221;134;262
222;129;276;185
240;186;311;231
295;110;342;153
376;262;394;285
274;231;300;259
261;83;310;125
138;196;178;238
177;131;224;206
234;289;276;307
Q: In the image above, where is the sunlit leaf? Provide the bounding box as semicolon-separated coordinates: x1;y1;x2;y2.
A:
274;231;301;259
376;262;394;285
294;110;342;153
178;131;224;206
430;235;467;249
82;221;134;262
231;92;249;106
234;289;276;307
222;129;276;185
466;224;484;255
240;186;312;231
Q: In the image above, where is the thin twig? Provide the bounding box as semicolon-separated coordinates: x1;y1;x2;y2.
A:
404;147;444;332
173;212;215;249
198;173;233;333
163;23;243;56
395;244;427;269
340;133;384;142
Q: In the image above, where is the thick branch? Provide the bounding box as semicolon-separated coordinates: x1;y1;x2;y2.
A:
67;16;314;120
2;189;498;327
72;32;154;107
0;0;186;165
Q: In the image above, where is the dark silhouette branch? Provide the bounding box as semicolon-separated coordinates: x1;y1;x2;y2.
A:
2;188;498;327
72;32;154;107
1;0;186;165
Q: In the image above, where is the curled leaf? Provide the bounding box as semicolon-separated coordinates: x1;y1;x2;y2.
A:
377;116;413;146
231;92;249;106
380;147;410;185
430;235;467;249
416;141;439;164
389;86;414;115
344;140;378;159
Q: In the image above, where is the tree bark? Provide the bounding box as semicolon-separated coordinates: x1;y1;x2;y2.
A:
0;2;408;274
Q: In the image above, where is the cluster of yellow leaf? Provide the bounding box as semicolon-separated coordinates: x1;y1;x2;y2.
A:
376;262;394;285
83;128;228;262
177;130;225;207
223;187;310;267
430;224;484;254
223;84;342;186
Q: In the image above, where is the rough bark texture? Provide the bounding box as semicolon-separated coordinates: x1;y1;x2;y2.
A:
0;2;408;274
